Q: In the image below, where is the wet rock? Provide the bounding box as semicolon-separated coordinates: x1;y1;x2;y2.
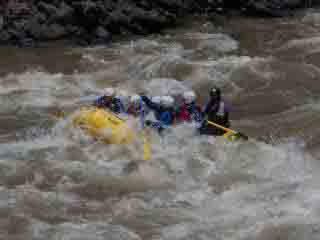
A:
65;24;79;34
131;8;172;32
0;30;11;44
36;12;47;24
0;16;3;31
93;26;112;45
37;1;58;17
12;19;28;32
242;0;303;16
0;0;309;47
56;1;75;23
95;26;110;39
41;23;67;40
17;37;35;48
26;18;42;39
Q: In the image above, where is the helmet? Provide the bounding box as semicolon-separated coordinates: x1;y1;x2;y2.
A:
117;90;129;100
151;96;161;105
161;95;174;107
130;94;141;103
183;91;196;104
104;87;115;97
209;86;221;99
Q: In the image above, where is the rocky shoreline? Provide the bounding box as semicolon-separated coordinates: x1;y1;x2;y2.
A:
0;0;313;47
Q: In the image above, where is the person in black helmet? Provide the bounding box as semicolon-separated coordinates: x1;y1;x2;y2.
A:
200;86;230;136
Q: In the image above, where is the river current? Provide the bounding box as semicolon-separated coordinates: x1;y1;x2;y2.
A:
1;10;320;240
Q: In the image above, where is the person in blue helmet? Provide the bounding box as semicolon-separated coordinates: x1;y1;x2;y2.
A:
141;95;176;134
93;87;126;114
200;86;230;136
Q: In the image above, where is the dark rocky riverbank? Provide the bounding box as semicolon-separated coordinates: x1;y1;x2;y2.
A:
0;0;313;47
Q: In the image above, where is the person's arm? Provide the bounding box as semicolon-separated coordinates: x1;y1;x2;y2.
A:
141;96;161;112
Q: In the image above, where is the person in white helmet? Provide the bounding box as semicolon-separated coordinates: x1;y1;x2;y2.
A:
127;94;148;117
176;90;202;126
141;94;176;133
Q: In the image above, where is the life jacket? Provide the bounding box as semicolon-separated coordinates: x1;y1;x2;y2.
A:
207;101;229;126
177;104;190;121
158;107;175;126
177;103;202;123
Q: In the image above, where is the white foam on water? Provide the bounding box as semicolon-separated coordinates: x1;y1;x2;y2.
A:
1;20;320;240
184;33;239;53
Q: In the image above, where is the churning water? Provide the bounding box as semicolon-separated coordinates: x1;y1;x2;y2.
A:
1;12;320;240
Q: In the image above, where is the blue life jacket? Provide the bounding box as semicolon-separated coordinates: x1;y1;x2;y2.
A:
142;96;175;126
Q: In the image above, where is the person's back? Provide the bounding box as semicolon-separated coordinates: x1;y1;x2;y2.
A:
142;95;175;134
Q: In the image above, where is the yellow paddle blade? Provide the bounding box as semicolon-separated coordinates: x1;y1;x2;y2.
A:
207;120;249;141
142;130;151;160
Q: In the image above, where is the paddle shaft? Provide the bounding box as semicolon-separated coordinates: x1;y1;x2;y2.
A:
206;120;236;134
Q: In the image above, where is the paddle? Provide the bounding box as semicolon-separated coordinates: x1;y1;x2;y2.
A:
206;120;249;141
140;100;151;160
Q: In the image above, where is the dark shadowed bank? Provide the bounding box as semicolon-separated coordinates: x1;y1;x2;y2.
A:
0;0;315;47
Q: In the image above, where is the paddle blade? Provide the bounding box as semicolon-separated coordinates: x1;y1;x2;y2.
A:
143;131;151;160
227;132;249;141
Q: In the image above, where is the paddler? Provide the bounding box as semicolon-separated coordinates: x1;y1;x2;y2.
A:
142;95;176;134
200;86;231;136
127;94;148;117
93;87;126;114
176;90;203;128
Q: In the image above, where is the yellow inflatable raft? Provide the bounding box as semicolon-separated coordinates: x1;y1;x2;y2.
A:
72;107;136;144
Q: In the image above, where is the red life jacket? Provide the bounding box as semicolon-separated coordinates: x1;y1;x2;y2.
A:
176;104;192;122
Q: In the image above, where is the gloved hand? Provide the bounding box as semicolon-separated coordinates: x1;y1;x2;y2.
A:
145;120;152;126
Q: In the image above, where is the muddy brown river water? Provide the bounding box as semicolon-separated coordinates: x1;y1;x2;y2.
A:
1;11;320;240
